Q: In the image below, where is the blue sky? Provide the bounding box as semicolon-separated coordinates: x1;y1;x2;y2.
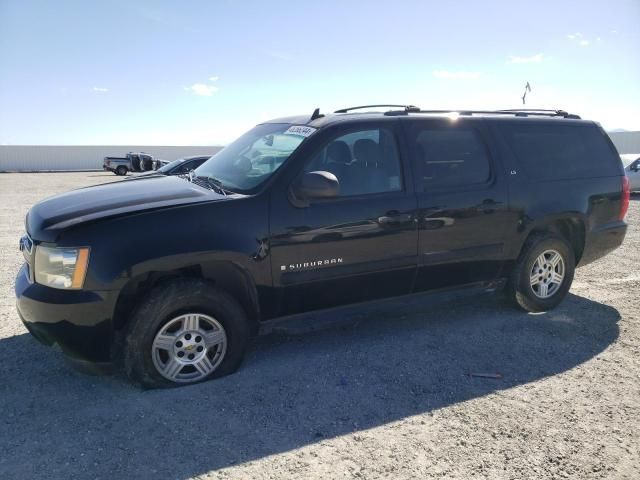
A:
0;0;638;145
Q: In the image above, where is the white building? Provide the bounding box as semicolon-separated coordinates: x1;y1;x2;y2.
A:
0;145;222;171
609;131;640;155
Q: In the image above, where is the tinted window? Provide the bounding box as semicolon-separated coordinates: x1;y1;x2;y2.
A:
183;157;208;171
304;127;402;196
501;124;620;181
411;127;491;188
158;158;185;173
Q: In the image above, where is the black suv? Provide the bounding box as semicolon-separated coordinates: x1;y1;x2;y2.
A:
16;106;629;388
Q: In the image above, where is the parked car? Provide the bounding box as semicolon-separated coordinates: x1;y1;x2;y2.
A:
103;152;158;175
135;155;211;178
621;154;640;191
17;106;629;388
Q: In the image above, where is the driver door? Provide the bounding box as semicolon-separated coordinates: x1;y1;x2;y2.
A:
268;121;419;316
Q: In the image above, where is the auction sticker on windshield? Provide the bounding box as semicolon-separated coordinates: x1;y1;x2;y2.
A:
283;125;317;137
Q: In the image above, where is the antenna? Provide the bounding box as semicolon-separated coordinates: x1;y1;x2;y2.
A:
310;108;323;121
522;82;532;105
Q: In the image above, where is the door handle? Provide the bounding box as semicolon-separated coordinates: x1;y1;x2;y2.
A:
378;213;413;225
477;199;500;213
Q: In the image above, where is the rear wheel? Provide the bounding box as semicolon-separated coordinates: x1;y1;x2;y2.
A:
508;233;575;312
124;279;250;388
115;166;128;176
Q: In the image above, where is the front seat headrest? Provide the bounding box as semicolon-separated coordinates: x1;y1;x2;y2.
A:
327;140;352;165
353;139;380;166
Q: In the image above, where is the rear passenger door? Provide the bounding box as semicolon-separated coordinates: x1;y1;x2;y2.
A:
404;118;511;291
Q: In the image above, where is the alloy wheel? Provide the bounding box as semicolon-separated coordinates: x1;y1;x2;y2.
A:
529;249;565;299
151;313;227;383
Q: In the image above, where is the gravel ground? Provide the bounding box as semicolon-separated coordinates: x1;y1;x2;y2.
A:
0;172;638;480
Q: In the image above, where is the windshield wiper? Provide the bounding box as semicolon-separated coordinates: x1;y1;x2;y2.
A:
197;175;229;196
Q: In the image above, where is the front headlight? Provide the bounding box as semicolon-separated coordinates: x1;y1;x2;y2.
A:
34;246;90;289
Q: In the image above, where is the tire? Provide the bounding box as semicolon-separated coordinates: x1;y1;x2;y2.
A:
508;232;575;313
115;166;128;176
124;279;250;388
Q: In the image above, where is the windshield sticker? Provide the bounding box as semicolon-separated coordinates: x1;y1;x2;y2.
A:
283;125;317;138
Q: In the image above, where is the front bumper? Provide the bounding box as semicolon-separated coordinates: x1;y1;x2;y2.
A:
578;221;627;267
15;264;116;363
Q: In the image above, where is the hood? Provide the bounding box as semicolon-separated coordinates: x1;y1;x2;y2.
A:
27;175;226;242
131;170;164;175
129;171;166;178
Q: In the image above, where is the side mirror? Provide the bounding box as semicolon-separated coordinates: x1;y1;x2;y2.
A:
290;171;339;207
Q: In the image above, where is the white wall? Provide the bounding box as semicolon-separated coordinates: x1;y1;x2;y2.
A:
1;132;638;172
0;145;223;171
609;132;640;155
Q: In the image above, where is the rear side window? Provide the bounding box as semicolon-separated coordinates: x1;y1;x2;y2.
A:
501;124;621;181
411;127;491;188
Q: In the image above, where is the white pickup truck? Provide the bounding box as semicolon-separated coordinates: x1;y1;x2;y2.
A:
103;152;157;176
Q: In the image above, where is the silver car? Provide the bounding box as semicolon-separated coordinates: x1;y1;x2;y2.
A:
621;154;640;191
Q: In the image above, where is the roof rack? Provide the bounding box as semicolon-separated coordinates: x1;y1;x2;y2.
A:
332;105;581;119
382;108;581;119
495;108;580;118
334;104;419;113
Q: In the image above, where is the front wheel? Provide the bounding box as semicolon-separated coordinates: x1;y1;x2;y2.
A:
508;233;575;312
124;279;250;388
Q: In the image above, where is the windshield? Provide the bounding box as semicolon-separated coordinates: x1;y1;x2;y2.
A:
194;123;311;192
158;158;186;173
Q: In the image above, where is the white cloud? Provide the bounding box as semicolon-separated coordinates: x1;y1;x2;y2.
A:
432;70;481;80
186;83;218;96
92;87;109;92
567;32;592;47
265;50;292;61
185;76;219;96
508;53;544;64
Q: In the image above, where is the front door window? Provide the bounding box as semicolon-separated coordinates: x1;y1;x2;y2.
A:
303;127;403;197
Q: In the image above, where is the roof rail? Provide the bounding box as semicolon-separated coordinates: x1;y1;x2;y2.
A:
390;109;581;119
334;104;419;113
495;108;580;118
332;105;581;119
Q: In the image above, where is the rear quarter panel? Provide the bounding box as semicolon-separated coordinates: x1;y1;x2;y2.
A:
487;121;625;260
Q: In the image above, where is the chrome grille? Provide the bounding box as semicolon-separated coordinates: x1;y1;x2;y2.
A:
19;234;33;263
